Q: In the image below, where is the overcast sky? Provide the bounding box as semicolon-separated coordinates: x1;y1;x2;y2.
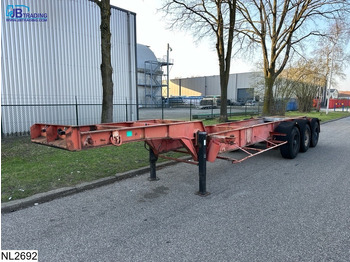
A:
111;0;349;91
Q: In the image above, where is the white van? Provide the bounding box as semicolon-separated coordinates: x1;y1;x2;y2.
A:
199;96;221;109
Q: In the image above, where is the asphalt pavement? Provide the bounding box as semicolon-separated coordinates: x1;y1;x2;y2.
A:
2;117;350;262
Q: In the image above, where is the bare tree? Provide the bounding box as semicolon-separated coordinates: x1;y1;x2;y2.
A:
252;71;294;115
285;60;324;112
272;76;295;114
294;20;350;111
94;0;114;123
236;0;349;115
265;19;350;113
315;20;350;93
162;0;237;122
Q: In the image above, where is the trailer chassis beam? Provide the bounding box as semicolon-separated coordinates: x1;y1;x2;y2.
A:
30;117;316;196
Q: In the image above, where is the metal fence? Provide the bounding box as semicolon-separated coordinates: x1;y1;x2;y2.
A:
1;95;261;136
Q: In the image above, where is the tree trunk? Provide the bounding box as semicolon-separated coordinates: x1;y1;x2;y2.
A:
217;37;228;122
219;70;228;122
215;0;236;123
98;0;113;123
262;75;275;116
162;0;236;123
216;1;230;123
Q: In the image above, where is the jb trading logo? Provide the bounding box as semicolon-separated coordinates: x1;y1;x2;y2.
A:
6;5;48;22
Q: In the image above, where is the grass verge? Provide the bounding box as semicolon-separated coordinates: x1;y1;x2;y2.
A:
1;139;180;202
285;110;350;122
203;110;350;125
2;111;349;202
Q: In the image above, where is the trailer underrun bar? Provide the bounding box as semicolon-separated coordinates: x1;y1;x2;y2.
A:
31;117;320;195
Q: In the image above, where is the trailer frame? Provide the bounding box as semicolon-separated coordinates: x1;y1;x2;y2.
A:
31;116;320;195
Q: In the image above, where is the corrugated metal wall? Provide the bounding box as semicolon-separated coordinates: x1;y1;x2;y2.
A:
1;0;137;135
205;75;220;96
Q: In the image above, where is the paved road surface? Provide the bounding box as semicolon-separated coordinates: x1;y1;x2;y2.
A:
2;117;350;262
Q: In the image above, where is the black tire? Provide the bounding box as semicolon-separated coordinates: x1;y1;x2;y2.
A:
300;124;311;152
274;122;300;159
310;118;320;148
296;120;311;153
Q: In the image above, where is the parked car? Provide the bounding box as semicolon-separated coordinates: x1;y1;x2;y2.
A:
164;96;185;106
230;101;245;106
245;100;256;106
199;96;221;109
182;96;203;106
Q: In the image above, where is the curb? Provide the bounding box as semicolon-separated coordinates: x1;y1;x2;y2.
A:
1;157;190;214
320;115;350;124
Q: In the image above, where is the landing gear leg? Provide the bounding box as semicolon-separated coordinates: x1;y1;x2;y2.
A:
149;148;159;181
196;132;210;196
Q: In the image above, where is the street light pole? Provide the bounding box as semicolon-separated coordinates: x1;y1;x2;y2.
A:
326;47;335;115
167;43;170;100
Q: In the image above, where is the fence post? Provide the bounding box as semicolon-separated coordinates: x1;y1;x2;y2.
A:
1;112;4;137
162;98;164;120
211;100;214;118
190;99;192;121
75;96;79;126
125;98;128;121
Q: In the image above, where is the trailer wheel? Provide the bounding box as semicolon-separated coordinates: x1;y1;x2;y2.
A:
274;122;300;159
298;121;311;153
310;118;320;148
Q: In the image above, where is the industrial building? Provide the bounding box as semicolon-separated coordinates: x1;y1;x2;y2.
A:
1;0;261;136
167;72;262;103
1;0;137;135
136;44;172;107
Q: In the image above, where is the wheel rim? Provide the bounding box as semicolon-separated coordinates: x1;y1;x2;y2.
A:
304;129;310;147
